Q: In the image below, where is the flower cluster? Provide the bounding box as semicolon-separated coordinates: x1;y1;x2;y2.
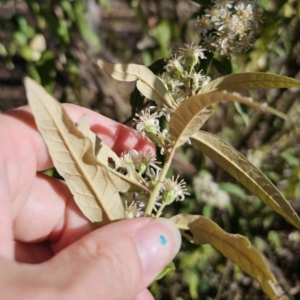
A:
196;0;263;56
193;172;230;209
128;1;263;218
118;150;189;217
159;44;211;107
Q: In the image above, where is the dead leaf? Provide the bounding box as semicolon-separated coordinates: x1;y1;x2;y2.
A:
98;59;177;109
25;77;125;222
169;91;276;148
192;131;300;231
77;116;147;192
171;214;288;300
200;72;300;93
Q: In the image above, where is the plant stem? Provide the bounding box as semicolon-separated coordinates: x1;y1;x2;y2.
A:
155;203;166;218
144;146;176;216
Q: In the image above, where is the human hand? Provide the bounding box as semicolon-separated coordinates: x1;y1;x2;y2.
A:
0;104;181;300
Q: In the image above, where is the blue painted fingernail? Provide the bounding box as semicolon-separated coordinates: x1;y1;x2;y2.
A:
160;234;167;245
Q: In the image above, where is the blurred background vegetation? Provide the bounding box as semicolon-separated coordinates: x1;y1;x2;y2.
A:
1;0;300;299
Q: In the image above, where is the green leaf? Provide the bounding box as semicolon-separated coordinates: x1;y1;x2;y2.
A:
234;102;249;126
169;91;279;148
61;0;76;21
129;58;166;115
218;182;246;199
192;131;300;231
153;20;172;47
171;214;288;300
13;31;28;46
57;19;70;44
200;72;300;93
98;60;177;109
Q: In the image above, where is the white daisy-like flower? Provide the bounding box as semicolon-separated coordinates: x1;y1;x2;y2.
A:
213;0;233;9
201;33;218;52
188;71;208;93
235;31;256;52
178;43;206;69
215;37;234;56
173;90;187;105
160;72;183;94
129;149;160;175
161;175;190;204
234;2;254;26
205;7;221;23
193;172;230;209
196;15;213;35
164;55;184;79
230;15;249;39
133;108;162;136
156;129;172;152
124;200;144;218
146;166;161;187
120;152;135;167
215;9;233;31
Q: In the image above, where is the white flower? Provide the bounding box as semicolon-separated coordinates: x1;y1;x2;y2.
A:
124;200;144;218
188;72;208;93
133;108;161;136
234;2;254;23
215;9;233;31
160;72;183;93
205;7;221;22
193;172;230;209
216;37;234;56
230;15;249;39
213;0;233;9
164;55;184;79
236;32;256;52
196;16;213;34
178;43;206;69
201;33;218;52
147;166;161;184
161;175;189;204
129;149;160;175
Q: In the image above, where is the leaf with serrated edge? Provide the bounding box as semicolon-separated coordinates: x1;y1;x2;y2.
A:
98;59;177;109
200;72;300;93
77;117;147;192
25;77;125;222
171;214;288;300
169;91;275;148
192;131;300;230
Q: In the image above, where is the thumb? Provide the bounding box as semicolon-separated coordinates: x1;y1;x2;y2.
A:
46;218;181;300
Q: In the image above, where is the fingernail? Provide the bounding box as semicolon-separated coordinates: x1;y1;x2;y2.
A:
133;218;181;278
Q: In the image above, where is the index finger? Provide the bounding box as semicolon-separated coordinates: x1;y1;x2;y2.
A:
3;103;155;172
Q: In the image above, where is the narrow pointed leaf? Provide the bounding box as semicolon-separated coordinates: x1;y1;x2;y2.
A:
171;214;288;300
25;77;125;222
200;72;300;93
98;59;177;109
169;91;275;148
192;131;300;230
